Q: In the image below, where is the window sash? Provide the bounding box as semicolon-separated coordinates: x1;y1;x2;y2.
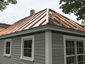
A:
5;42;10;54
77;55;83;64
76;41;84;54
23;48;32;57
23;39;32;57
66;56;75;64
6;47;10;54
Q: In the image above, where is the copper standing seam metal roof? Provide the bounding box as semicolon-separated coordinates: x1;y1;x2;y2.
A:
0;9;85;36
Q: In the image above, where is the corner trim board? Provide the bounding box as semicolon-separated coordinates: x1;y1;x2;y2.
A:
45;30;52;64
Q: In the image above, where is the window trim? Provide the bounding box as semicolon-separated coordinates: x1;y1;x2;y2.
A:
20;36;34;61
4;39;12;57
63;35;85;64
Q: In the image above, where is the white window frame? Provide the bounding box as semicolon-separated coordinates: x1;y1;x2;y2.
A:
20;36;34;61
63;35;85;64
4;39;12;57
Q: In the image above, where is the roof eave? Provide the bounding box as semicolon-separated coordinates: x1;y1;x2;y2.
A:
0;24;84;39
48;25;85;36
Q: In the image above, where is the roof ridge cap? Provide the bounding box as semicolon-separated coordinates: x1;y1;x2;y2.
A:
46;8;50;24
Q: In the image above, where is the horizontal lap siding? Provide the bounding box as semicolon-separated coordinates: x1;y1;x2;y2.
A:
34;32;45;64
0;32;45;64
0;40;5;64
52;32;64;64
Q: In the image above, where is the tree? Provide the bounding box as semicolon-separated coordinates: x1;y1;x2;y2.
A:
59;0;85;20
81;20;85;26
0;0;17;11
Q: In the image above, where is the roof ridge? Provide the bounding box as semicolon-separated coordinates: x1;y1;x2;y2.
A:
46;8;50;24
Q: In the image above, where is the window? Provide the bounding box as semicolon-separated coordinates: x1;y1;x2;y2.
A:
24;40;32;57
4;39;12;56
64;36;84;64
65;39;84;64
21;36;34;61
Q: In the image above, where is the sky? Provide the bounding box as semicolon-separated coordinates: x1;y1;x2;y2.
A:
0;0;81;25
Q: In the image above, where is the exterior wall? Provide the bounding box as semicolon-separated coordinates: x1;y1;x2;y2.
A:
34;32;45;64
0;30;84;64
52;31;64;64
52;31;85;64
0;32;45;64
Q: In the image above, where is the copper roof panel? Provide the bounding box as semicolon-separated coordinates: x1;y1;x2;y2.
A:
0;9;84;36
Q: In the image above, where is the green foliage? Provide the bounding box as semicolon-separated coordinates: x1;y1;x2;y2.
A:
59;0;85;20
0;0;17;11
81;20;85;25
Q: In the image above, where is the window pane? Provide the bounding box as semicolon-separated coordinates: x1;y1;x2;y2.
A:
24;49;28;56
77;48;83;54
78;55;83;64
66;40;74;47
66;40;75;55
24;49;32;57
24;41;28;48
23;40;32;57
24;40;32;48
77;41;83;54
28;52;31;57
6;42;10;54
28;40;32;48
67;56;75;64
6;42;10;48
77;41;83;47
6;48;10;54
66;48;75;55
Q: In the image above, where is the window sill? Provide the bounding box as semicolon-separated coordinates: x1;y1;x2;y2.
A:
3;54;11;57
20;56;34;61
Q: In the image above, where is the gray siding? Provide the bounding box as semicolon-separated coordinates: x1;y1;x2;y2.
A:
0;32;45;64
34;32;45;64
52;32;64;64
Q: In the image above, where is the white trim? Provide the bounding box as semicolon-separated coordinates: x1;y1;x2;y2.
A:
3;39;12;57
63;36;66;64
63;35;85;64
45;30;52;64
20;36;34;61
